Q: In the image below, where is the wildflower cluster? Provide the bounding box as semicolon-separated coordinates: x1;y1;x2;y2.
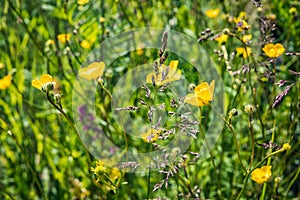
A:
91;160;121;193
4;0;298;199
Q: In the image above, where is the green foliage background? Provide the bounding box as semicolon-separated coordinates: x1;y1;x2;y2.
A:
0;0;299;199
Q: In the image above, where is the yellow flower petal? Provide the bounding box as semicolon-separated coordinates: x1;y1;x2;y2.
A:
32;74;53;90
205;9;220;19
185;80;215;107
289;7;297;14
145;60;181;86
80;40;91;49
184;93;199;106
141;128;160;143
262;43;285;58
78;61;105;80
99;17;105;23
242;34;252;43
238;12;247;19
40;74;53;83
251;166;272;184
77;0;89;5
234;18;251;31
0;74;12;90
45;39;55;46
282;143;291;151
195;80;215;101
31;79;42;89
109;168;121;181
236;47;251;58
169;60;179;70
57;34;71;44
215;34;229;45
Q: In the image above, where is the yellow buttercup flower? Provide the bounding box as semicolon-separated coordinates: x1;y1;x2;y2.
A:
0;74;12;90
32;74;58;91
262;43;285;58
282;143;291;151
238;12;247;19
80;40;91;49
78;61;105;81
91;160;106;175
236;47;251;58
205;9;220;19
184;80;215;107
91;160;120;193
45;39;55;46
234;18;250;31
242;34;252;43
77;0;89;5
57;33;71;44
289;7;297;15
214;34;229;45
109;168;121;182
136;48;144;55
99;17;106;23
141;128;161;143
251;166;272;184
146;60;181;86
0;63;4;69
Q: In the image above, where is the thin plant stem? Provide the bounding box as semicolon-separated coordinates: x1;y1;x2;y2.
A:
260;120;275;200
183;167;194;196
198;108;222;198
0;185;16;200
284;166;300;199
46;91;92;165
177;170;193;196
248;115;255;171
11;130;46;200
210;104;247;173
229;31;265;138
236;173;250;200
147;143;152;200
98;81;112;99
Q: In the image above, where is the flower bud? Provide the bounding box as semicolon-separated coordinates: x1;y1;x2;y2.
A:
42;82;55;92
275;177;281;184
229;108;239;118
188;83;196;92
54;93;62;104
244;104;256;114
282;143;291;151
223;28;230;34
105;68;113;79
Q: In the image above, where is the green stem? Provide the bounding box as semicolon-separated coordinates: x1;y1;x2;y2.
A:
98;81;112;99
248;115;255;171
183;167;194;196
97;80;128;158
147;143;152;200
0;184;16;200
11;131;46;200
46;91;92;165
260;120;276;200
210;104;247;173
284;166;300;199
198;108;222;197
177;170;193;196
236;173;250;200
